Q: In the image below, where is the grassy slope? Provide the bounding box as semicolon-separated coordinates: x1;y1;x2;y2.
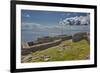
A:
23;39;90;63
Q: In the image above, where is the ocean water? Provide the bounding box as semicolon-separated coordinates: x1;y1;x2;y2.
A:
21;25;90;42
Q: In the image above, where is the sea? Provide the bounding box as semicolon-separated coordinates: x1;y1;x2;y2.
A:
21;26;90;42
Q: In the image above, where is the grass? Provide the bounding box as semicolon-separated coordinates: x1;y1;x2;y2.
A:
22;39;90;63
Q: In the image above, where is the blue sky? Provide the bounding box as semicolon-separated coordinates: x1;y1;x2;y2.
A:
21;10;89;26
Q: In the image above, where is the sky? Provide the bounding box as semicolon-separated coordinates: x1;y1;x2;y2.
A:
21;10;89;26
21;10;90;42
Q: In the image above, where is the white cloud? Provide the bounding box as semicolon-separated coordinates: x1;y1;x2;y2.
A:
26;14;30;18
21;22;69;34
22;13;31;18
21;22;42;31
60;14;90;26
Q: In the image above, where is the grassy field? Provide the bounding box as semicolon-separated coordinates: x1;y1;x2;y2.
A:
22;39;90;63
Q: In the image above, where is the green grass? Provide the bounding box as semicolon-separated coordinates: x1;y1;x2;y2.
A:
22;39;90;63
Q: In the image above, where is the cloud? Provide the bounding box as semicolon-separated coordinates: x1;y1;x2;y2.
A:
22;13;31;18
60;14;90;26
61;13;71;17
21;22;42;31
21;22;68;35
26;14;30;18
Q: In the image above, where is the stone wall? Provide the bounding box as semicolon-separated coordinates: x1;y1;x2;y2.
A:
61;36;72;41
21;39;62;55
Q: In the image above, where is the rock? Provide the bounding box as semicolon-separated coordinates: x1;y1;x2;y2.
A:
43;55;50;61
44;58;50;61
21;54;32;63
72;32;88;42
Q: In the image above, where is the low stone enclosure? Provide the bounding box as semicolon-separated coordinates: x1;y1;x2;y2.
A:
21;32;89;55
22;39;62;55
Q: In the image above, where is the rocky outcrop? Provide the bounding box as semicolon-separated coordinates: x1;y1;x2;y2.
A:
72;32;90;43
